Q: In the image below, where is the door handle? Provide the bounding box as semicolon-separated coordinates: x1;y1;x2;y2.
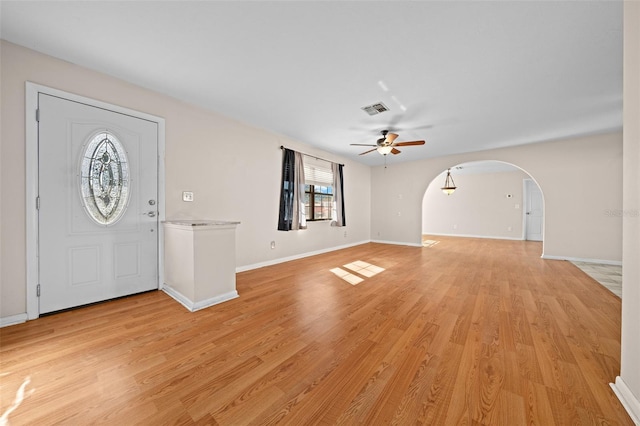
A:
145;211;157;218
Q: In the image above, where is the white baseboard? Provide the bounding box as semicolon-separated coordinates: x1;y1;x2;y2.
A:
611;376;640;425
235;238;621;269
236;240;370;272
542;254;622;266
162;285;238;312
370;239;423;247
1;313;28;328
423;232;524;241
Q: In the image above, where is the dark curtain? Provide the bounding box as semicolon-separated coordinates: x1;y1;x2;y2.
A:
336;164;347;226
277;148;296;231
334;163;346;226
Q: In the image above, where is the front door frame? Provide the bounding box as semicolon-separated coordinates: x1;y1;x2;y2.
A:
25;82;166;319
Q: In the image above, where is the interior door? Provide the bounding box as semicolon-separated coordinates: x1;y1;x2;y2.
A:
38;93;159;313
525;179;543;241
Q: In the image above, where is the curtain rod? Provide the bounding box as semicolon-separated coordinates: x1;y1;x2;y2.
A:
280;146;344;167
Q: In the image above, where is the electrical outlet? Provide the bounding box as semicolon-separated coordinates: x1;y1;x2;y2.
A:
507;226;513;232
270;241;276;249
453;224;458;230
182;191;194;202
344;231;347;238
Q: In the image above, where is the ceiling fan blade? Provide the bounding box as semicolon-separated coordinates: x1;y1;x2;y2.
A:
391;148;401;155
359;148;377;155
385;133;399;144
350;143;377;147
393;140;425;146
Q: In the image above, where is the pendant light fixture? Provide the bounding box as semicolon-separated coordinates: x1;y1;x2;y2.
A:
441;168;457;195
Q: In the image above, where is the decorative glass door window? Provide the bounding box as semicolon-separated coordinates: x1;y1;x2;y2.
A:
79;131;130;225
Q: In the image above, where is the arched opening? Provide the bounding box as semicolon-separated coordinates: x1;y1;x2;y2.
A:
421;160;545;254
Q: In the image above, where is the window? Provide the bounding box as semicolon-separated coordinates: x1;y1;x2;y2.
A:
278;149;345;228
304;184;333;221
303;156;333;221
79;131;130;226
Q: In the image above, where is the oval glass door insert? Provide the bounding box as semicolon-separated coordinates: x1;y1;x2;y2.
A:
79;131;130;225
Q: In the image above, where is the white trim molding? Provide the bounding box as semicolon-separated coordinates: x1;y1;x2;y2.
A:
236;240;370;273
162;285;238;312
1;313;28;328
421;232;524;241
370;239;424;247
25;82;166;320
611;377;640;425
541;254;622;266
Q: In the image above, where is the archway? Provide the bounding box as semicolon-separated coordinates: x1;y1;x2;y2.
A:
421;160;545;253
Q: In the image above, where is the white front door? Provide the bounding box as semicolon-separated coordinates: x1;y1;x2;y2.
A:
524;179;543;241
38;93;159;313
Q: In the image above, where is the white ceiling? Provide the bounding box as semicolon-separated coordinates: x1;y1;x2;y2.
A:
0;1;623;166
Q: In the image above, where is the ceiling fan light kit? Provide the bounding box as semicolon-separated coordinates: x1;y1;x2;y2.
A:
441;168;457;195
377;145;393;155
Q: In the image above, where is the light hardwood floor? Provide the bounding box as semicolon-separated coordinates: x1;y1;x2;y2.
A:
0;237;632;425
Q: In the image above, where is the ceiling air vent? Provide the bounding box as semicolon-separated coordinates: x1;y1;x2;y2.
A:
361;102;389;116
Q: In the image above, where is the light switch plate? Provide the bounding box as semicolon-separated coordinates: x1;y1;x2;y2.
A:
182;191;194;202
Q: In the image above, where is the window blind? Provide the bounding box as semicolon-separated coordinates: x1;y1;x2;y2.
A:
303;155;333;187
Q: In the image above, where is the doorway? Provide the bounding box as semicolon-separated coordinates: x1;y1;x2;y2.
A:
524;178;544;241
421;160;544;248
26;84;166;318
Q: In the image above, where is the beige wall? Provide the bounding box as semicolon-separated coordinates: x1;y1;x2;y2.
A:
618;1;640;420
371;131;623;262
422;169;531;239
0;41;371;318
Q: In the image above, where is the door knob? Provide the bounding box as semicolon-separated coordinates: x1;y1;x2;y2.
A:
146;211;156;218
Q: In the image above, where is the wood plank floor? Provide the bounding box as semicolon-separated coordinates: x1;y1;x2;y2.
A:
0;237;632;425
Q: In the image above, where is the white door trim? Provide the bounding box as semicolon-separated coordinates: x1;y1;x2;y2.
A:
523;178;544;242
521;179;528;241
25;82;166;320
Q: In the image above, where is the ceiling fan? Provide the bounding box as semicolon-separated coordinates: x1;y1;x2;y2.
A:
351;130;425;156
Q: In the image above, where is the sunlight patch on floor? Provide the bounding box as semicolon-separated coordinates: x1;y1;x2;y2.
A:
330;268;364;285
423;239;440;247
343;261;385;277
0;374;33;426
330;261;385;285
